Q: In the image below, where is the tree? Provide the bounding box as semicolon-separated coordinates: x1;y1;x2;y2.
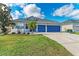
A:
0;3;13;34
27;20;37;34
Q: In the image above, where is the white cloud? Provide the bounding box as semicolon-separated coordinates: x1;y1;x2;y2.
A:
16;3;26;8
11;10;21;19
53;4;74;16
15;10;21;16
23;4;44;19
11;13;17;20
3;3;45;19
53;4;79;19
72;15;79;19
3;3;27;19
67;10;79;17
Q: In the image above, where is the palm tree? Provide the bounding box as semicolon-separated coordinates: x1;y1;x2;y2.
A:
27;20;37;34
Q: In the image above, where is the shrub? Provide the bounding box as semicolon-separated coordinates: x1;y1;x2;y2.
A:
27;32;30;35
17;31;21;34
66;29;73;33
23;32;26;34
12;32;16;34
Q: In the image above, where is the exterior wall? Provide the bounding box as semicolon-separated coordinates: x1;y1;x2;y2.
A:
10;22;30;34
10;29;17;33
61;24;73;32
9;20;61;33
9;22;26;34
73;24;79;32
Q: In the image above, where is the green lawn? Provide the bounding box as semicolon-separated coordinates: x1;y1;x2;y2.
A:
73;32;79;35
0;34;72;56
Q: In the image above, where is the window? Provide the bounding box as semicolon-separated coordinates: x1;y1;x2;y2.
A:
16;26;24;29
26;24;28;29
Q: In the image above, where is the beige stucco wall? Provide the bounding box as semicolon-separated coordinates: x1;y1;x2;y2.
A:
61;24;73;31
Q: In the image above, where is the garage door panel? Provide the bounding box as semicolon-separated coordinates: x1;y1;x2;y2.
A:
47;25;60;32
38;25;45;32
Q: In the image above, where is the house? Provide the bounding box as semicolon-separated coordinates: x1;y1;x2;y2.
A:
61;20;79;32
2;16;79;34
9;17;61;34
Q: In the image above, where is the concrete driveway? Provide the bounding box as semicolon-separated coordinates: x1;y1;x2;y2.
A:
43;33;79;56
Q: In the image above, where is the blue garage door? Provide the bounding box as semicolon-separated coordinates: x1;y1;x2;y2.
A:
47;25;60;32
38;25;45;32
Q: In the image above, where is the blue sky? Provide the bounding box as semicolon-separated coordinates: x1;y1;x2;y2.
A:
5;3;79;22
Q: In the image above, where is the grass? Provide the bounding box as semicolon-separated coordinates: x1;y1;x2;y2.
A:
73;32;79;35
0;34;72;56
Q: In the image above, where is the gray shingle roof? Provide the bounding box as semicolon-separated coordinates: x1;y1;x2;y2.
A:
12;16;60;25
61;19;79;25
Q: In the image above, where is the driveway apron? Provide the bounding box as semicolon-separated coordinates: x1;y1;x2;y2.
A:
43;33;79;56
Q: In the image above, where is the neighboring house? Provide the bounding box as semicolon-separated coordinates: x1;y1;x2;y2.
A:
61;20;79;32
9;16;61;34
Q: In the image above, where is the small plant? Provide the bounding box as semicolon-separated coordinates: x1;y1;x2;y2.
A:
27;32;30;35
12;32;16;34
23;32;25;34
27;20;37;34
17;31;21;34
66;29;73;33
